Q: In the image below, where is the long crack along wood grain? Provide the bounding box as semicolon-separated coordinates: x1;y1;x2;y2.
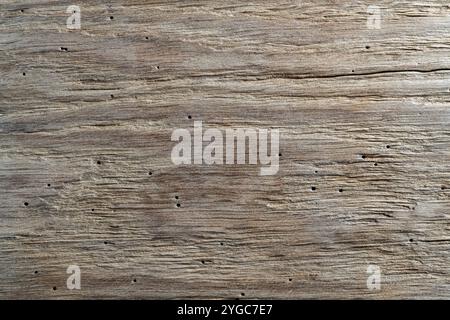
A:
1;0;450;299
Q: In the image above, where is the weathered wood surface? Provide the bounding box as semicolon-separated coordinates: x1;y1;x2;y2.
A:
1;0;449;299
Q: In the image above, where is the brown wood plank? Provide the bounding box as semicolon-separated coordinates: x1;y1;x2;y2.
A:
0;0;449;299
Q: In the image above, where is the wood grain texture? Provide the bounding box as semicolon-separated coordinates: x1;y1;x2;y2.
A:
1;0;449;299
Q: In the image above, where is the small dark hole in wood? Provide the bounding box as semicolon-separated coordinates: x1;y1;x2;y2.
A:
409;238;414;242
20;9;24;13
110;94;114;99
97;161;101;165
47;184;51;187
338;188;343;193
91;209;95;212
133;279;137;283
109;16;114;20
278;153;282;157
386;145;391;149
34;271;38;274
241;292;245;297
24;202;29;207
60;47;68;52
104;241;108;245
53;287;57;291
148;171;152;176
288;278;292;282
175;195;179;199
361;155;366;159
311;186;316;191
374;163;378;166
201;260;205;264
22;72;26;76
220;242;224;246
441;186;446;190
156;66;160;70
314;170;318;174
351;69;355;73
176;203;181;208
145;37;149;40
188;115;192;119
365;45;370;49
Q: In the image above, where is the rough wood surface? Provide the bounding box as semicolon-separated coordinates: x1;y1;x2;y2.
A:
1;0;449;299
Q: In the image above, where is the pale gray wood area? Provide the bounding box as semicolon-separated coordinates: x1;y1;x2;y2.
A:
0;0;449;299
